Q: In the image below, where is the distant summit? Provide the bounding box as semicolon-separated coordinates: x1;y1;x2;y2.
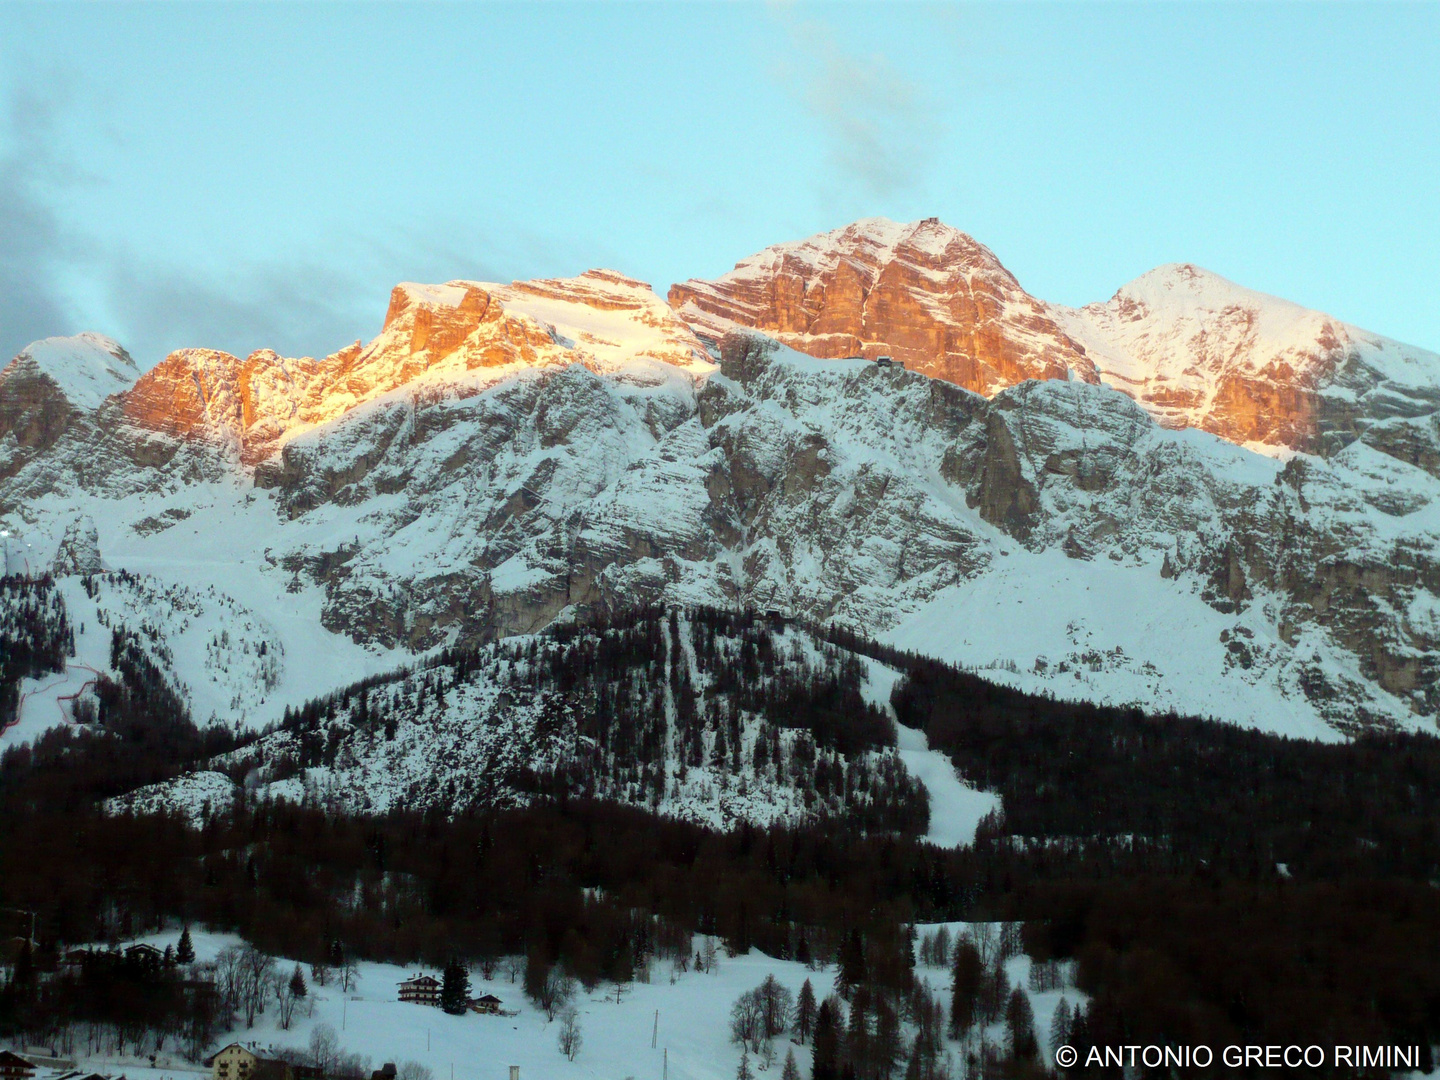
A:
669;217;1100;396
671;218;1440;456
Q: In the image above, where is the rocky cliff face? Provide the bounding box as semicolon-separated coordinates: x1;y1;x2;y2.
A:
0;334;139;482
669;218;1099;395
114;270;713;470
1054;263;1440;457
2;228;1438;741
672;222;1440;465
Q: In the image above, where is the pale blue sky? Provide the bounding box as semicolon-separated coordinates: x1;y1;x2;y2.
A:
3;2;1437;366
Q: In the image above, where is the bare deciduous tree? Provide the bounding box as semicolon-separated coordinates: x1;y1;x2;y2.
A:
557;1006;582;1061
238;945;276;1028
309;1023;341;1075
275;977;298;1030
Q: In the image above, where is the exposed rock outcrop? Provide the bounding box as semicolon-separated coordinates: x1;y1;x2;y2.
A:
52;514;103;576
670;218;1099;395
1054;263;1440;454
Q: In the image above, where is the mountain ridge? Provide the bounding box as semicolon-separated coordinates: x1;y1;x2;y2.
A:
1;219;1437;744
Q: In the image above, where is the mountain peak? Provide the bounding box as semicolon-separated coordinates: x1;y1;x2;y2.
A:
669;217;1096;394
9;333;140;410
1056;262;1440;450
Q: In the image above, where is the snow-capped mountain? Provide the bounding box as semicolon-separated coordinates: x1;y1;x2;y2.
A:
670;218;1100;395
675;219;1440;461
0;333;140;485
1053;262;1440;455
2;222;1438;746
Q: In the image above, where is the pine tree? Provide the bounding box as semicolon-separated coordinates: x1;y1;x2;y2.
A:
836;929;866;999
903;1039;923;1080
176;926;195;964
1048;997;1073;1058
812;1000;840;1080
1004;988;1037;1059
949;940;982;1039
13;938;33;988
736;1049;753;1080
441;960;471;1015
794;978;817;1043
845;988;870;1076
781;1049;800;1080
796;931;812;967
290;963;308;998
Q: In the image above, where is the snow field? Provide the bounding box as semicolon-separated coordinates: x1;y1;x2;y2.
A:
95;920;1084;1080
885;547;1356;742
114;930;837;1080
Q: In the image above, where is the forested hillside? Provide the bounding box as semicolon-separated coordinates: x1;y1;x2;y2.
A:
117;608;925;834
0;575;72;730
4;603;1440;1074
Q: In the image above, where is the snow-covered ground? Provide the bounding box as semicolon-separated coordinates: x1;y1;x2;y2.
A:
2;488;406;752
101;929;840;1080
893;725;1002;848
53;923;1083;1080
885;547;1351;743
856;653;1002;846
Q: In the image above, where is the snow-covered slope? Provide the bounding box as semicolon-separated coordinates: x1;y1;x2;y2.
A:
1054;263;1440;454
95;922;1077;1080
110;612;965;841
3;237;1438;746
10;333;141;408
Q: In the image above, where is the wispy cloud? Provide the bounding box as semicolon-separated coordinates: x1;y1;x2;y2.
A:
0;78;380;367
774;13;942;201
0;78;551;369
0;78;82;363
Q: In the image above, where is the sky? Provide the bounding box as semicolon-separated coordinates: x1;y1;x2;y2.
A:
2;1;1438;367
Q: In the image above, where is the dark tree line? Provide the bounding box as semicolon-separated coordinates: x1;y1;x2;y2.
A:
0;574;73;729
252;606;926;832
7;603;1440;1073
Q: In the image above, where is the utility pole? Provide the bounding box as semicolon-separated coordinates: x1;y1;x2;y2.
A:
342;997;347;1030
652;1010;658;1049
663;1048;667;1080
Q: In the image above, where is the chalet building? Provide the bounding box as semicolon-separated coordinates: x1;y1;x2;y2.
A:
468;994;503;1015
397;974;441;1006
0;1051;37;1080
123;944;163;969
205;1044;316;1080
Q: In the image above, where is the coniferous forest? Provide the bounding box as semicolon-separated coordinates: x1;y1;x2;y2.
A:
3;582;1440;1076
